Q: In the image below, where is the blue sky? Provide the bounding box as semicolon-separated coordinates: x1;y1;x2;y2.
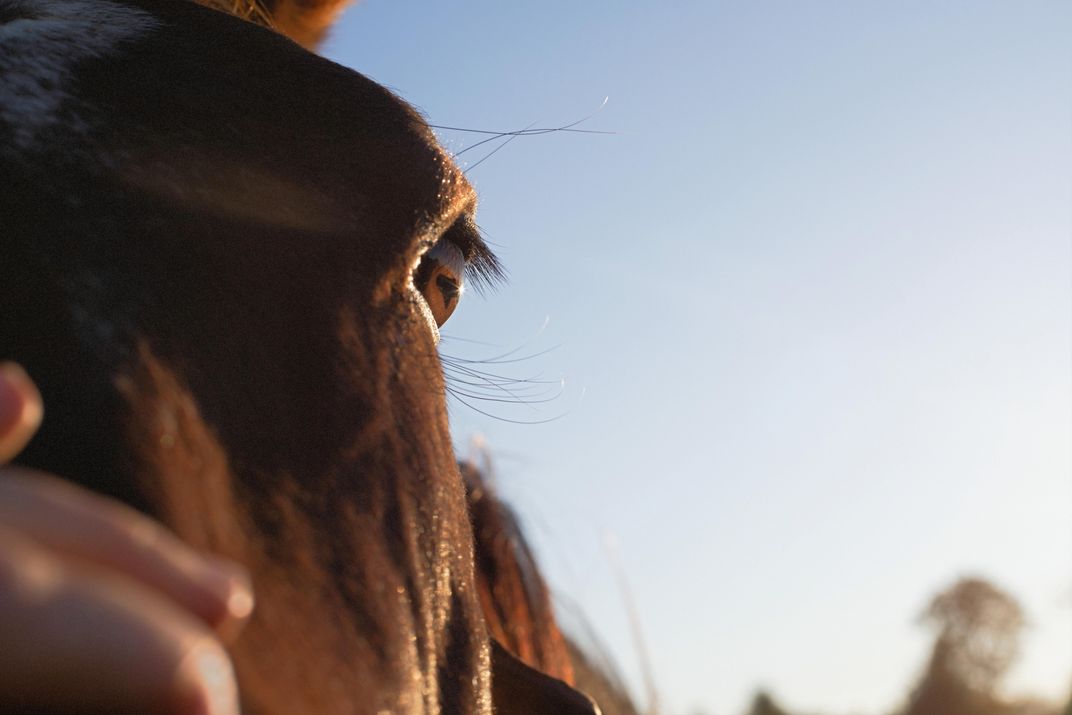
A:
323;3;1071;713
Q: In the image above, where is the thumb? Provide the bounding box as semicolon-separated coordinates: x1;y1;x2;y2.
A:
0;363;44;463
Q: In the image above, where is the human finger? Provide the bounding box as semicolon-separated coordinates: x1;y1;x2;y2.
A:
0;362;43;463
0;525;240;715
0;470;253;637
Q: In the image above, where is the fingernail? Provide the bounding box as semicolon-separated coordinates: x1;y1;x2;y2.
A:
200;557;255;636
177;641;240;715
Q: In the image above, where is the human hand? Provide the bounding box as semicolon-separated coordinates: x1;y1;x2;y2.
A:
0;362;252;714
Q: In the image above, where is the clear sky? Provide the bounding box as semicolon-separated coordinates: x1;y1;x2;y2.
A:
323;3;1071;714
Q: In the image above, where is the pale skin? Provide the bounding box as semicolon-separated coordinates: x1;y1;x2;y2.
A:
0;362;253;715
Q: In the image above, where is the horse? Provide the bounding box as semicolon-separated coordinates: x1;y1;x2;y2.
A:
0;0;599;712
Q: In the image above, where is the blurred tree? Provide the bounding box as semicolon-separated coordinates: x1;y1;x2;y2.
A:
903;576;1026;715
923;577;1026;693
746;690;791;715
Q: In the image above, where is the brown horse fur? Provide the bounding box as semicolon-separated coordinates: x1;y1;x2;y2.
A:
1;0;598;712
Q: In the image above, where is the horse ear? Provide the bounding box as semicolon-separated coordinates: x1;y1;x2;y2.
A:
258;0;355;48
490;639;602;715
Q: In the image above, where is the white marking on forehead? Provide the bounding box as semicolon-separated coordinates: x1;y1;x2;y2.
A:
0;0;158;149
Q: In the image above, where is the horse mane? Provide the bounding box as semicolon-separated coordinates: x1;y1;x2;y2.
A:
567;638;643;715
461;459;576;685
461;459;642;715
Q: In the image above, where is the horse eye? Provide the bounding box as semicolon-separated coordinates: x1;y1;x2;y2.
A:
413;239;466;329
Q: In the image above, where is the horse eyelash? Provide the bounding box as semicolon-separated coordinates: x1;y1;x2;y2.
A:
464;240;506;294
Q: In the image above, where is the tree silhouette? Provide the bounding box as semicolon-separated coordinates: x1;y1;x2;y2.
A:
746;690;792;715
903;577;1026;715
